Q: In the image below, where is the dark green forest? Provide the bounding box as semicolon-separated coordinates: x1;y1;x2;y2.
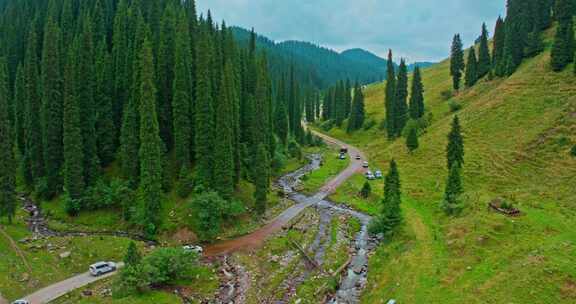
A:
0;0;323;237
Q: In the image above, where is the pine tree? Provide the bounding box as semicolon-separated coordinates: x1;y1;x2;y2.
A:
95;39;116;167
360;181;371;199
503;0;526;75
465;47;478;87
40;16;63;198
137;38;164;237
477;23;491;79
385;50;397;139
124;242;142;267
213;62;235;199
112;0;131;128
406;127;419;153
442;165;464;215
347;83;365;133
450;34;465;91
395;60;408;137
14;66;26;158
409;66;425;120
23;25;45;187
254;143;270;216
62;41;85;201
274;98;289;146
172;14;193;173
77;15;100;186
157;4;177;150
195;26;216;189
551;0;575;71
493;17;507;77
447;115;464;169
370;160;402;236
0;57;16;223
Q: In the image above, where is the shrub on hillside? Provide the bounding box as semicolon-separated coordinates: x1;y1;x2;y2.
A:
176;169;195;199
571;144;576;157
85;179;132;210
114;247;198;297
363;119;377;131
320;120;335;131
359;182;372;198
449;100;462;113
440;89;453;101
188;191;244;241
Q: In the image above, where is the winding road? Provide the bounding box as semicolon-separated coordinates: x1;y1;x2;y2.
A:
12;130;367;304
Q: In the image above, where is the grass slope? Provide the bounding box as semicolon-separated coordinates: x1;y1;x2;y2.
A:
320;45;576;303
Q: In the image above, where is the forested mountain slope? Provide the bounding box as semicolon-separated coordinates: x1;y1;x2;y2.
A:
232;26;402;88
320;31;576;303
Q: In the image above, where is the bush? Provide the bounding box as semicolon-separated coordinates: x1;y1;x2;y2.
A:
287;140;302;159
271;150;287;175
571;145;576;157
320;120;335;131
440;89;453;101
363;119;377;131
85;179;132;210
359;182;371;198
188;191;244;241
63;193;81;217
115;247;198;297
449;100;462;113
441;194;464;216
176;169;195;199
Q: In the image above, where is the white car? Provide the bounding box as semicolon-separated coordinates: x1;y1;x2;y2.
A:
355;155;362;160
183;245;204;255
89;261;117;276
362;161;369;168
365;171;375;180
375;170;383;179
12;300;29;304
339;153;347;160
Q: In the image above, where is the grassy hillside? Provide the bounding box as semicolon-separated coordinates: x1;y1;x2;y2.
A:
318;43;576;303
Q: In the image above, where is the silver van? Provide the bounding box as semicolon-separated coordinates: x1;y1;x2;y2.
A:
89;261;117;276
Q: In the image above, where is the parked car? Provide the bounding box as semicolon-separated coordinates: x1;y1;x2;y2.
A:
12;300;29;304
340;147;348;154
89;261;117;276
375;170;383;179
362;161;369;168
355;154;361;160
339;153;347;160
386;300;397;304
183;245;204;255
365;171;375;180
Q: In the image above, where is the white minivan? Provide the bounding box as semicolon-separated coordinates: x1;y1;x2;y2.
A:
89;261;117;276
12;300;29;304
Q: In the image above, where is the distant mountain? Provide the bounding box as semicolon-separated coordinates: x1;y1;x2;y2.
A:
231;27;386;88
341;48;436;74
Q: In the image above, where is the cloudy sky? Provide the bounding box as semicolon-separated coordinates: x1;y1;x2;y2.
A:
197;0;506;62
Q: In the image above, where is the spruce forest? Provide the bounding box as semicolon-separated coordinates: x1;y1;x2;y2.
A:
0;0;575;303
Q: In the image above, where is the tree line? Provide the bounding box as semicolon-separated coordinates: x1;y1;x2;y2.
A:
321;79;367;134
0;0;318;237
451;0;576;92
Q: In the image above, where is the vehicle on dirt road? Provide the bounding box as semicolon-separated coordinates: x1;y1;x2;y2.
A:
183;245;204;255
340;147;348;154
339;153;347;160
375;170;383;179
365;171;375;180
12;300;29;304
362;161;369;168
89;261;117;276
355;154;361;160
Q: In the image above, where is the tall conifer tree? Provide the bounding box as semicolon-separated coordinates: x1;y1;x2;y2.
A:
347;83;365;133
465;47;478;87
41;16;63;198
450;34;465;90
385;50;397;139
62;41;85;201
137;39;164;237
409;66;425;120
447;116;464;169
214;63;236;199
493;17;507;77
395;60;408;137
0;58;16;223
477;23;491;78
95;39;117;166
551;0;575;71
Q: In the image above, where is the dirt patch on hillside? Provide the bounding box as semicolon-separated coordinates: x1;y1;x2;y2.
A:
561;279;576;299
170;227;198;244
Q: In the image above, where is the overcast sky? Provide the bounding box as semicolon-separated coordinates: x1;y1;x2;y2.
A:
197;0;506;62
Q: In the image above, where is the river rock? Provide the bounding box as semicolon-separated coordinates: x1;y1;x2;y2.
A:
59;251;71;259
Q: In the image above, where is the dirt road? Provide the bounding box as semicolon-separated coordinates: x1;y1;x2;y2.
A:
14;130;365;303
20;263;123;304
205;130;366;256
